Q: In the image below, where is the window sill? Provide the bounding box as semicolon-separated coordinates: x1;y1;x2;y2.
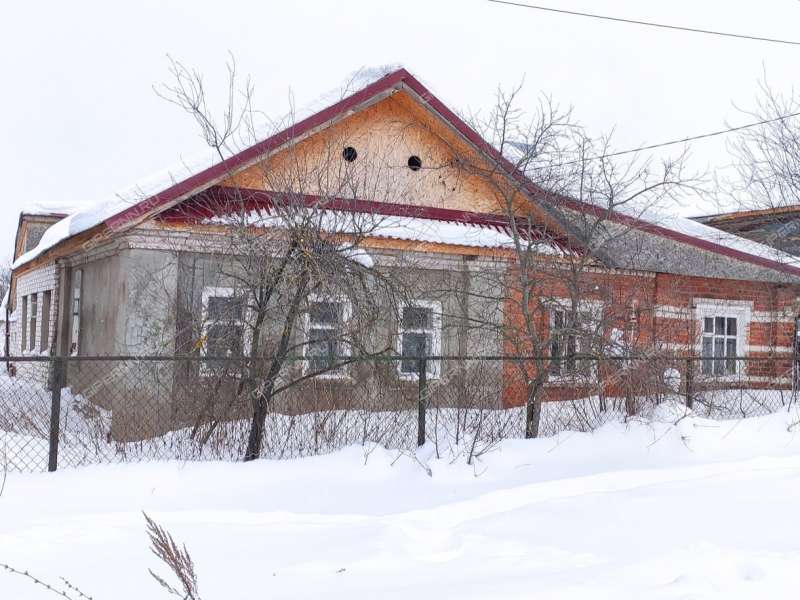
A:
305;371;353;381
695;373;742;383
397;372;441;382
546;374;599;386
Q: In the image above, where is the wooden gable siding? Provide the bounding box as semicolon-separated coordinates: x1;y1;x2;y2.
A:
221;90;545;224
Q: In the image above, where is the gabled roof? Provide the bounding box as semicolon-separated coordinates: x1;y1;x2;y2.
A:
12;67;800;277
13;210;70;263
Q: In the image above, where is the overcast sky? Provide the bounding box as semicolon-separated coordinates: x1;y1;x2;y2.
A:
2;0;799;260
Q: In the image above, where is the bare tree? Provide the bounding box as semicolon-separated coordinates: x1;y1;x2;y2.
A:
146;58;419;460
728;78;800;211
0;260;10;302
726;78;800;252
445;84;692;437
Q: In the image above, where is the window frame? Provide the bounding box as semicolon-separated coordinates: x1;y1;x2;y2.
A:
396;299;442;381
302;294;352;379
199;286;248;374
547;300;603;383
70;269;82;356
695;299;750;379
29;292;37;352
40;290;51;353
20;295;28;352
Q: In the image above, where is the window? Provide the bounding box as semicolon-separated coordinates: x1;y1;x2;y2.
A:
40;290;51;352
70;269;82;355
695;299;750;377
21;295;27;351
626;301;640;350
549;305;599;379
201;287;246;366
701;316;738;375
304;297;350;376
398;300;441;379
29;293;37;351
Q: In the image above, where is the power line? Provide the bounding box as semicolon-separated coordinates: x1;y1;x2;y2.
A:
487;0;800;47
514;110;800;168
573;111;800;164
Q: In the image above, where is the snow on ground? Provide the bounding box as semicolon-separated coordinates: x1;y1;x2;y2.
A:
0;362;795;472
2;403;800;599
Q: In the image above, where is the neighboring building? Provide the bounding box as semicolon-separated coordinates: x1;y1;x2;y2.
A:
695;206;800;256
7;68;800;436
14;209;70;258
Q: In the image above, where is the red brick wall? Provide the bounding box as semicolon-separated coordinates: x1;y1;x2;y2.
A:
500;267;800;408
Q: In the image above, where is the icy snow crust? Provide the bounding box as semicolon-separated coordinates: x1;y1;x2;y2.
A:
2;401;800;598
14;64;800;273
3;367;800;597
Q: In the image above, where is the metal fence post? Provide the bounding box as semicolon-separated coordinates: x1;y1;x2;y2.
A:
47;356;66;472
417;357;427;447
685;357;694;410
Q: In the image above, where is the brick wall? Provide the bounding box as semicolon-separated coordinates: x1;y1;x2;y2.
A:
501;267;800;408
11;262;59;382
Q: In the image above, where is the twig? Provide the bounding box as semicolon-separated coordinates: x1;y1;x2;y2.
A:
60;577;95;600
0;563;93;599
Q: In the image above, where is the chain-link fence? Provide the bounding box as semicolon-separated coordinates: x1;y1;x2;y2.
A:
0;354;796;472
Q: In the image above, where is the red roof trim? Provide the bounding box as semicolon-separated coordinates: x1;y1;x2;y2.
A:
158;185;567;248
396;75;800;277
82;67;800;277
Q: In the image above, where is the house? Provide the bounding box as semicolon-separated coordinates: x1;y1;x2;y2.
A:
7;67;800;439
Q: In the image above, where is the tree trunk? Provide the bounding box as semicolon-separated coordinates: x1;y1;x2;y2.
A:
525;384;541;438
242;266;308;461
244;378;275;461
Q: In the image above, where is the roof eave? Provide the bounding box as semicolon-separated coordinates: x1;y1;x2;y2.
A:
13;67;800;280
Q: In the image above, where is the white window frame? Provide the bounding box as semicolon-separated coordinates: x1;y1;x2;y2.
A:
396;300;442;380
694;299;750;379
200;286;248;374
28;292;38;353
21;295;28;352
303;294;352;379
547;299;603;383
70;269;82;356
40;290;52;353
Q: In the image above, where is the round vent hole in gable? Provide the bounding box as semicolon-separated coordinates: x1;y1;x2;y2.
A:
342;146;358;162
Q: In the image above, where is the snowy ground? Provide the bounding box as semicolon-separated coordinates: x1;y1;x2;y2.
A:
2;402;800;599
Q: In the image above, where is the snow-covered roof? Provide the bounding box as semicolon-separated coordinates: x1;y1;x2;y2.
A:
505;149;800;273
12;66;404;270
22;201;86;217
642;207;800;270
12;65;800;277
201;206;560;254
12;152;221;269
